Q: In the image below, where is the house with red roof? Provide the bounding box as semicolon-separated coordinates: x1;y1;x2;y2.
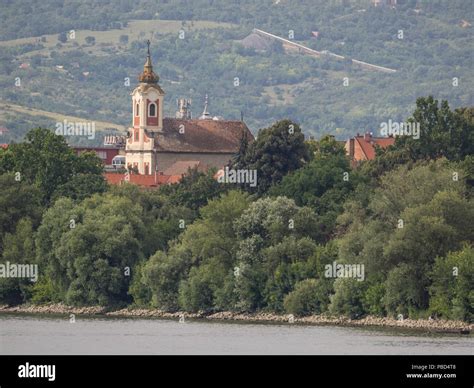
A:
345;132;395;166
104;171;180;188
73;147;120;165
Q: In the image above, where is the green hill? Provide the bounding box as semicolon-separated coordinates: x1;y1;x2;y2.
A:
0;0;472;143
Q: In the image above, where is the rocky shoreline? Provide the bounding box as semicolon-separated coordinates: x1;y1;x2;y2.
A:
0;304;472;333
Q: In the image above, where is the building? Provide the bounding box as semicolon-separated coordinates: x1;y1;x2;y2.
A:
345;132;395;166
125;41;253;175
104;171;181;188
73;147;121;165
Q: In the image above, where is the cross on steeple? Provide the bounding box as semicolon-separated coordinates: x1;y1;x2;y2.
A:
139;40;159;84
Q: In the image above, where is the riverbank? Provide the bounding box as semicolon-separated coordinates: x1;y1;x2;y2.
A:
0;304;472;333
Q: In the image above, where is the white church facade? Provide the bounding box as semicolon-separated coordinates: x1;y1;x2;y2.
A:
125;41;253;176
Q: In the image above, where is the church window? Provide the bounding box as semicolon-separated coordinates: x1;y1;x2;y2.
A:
149;102;157;117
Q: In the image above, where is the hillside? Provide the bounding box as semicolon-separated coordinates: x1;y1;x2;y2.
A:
0;102;127;145
0;0;472;144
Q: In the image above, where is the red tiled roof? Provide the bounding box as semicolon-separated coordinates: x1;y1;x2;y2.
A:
154;118;254;153
354;135;395;160
355;137;375;160
0;144;9;149
167;175;182;184
163;160;202;176
73;147;121;151
104;172;184;187
373;137;396;148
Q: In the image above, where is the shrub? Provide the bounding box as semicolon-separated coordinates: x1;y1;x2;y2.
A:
284;278;332;316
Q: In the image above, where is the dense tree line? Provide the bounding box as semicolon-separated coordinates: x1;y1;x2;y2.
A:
0;97;472;322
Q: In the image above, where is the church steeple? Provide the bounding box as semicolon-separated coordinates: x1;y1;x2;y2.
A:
127;40;165;175
139;40;159;84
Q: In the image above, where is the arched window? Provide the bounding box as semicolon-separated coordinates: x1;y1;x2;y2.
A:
148;102;157;117
135;103;139;116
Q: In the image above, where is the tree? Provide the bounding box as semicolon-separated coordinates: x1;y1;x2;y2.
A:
0;173;42;254
0;128;105;204
429;245;474;322
235;196;320;244
337;159;473;319
109;184;195;258
58;32;67;43
159;167;227;211
0;218;36;305
231;131;250;170
36;194;146;306
261;236;319;311
383;263;426;317
237;119;310;194
284;278;332;316
306;134;347;160
270;136;363;242
178;260;232;312
397;98;473;161
85;36;96;45
329;278;367;318
52;173;108;202
119;35;129;44
364;98;474;178
132;191;250;311
233;197;322;311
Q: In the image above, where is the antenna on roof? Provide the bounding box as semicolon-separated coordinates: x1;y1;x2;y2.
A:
240;111;244;122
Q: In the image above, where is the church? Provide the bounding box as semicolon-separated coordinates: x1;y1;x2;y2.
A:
125;41;253;177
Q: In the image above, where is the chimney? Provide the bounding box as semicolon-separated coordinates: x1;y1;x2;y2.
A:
349;138;355;159
364;132;371;141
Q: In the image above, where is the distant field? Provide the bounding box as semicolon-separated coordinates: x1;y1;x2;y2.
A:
0;19;237;58
0;102;126;132
262;83;301;105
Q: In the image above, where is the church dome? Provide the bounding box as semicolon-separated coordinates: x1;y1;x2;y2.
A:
139;40;159;84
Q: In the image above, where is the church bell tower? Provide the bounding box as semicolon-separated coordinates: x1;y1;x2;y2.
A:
125;40;165;175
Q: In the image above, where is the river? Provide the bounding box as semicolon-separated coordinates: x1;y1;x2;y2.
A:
0;314;472;355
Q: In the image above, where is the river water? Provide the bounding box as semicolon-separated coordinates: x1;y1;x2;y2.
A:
0;314;472;355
